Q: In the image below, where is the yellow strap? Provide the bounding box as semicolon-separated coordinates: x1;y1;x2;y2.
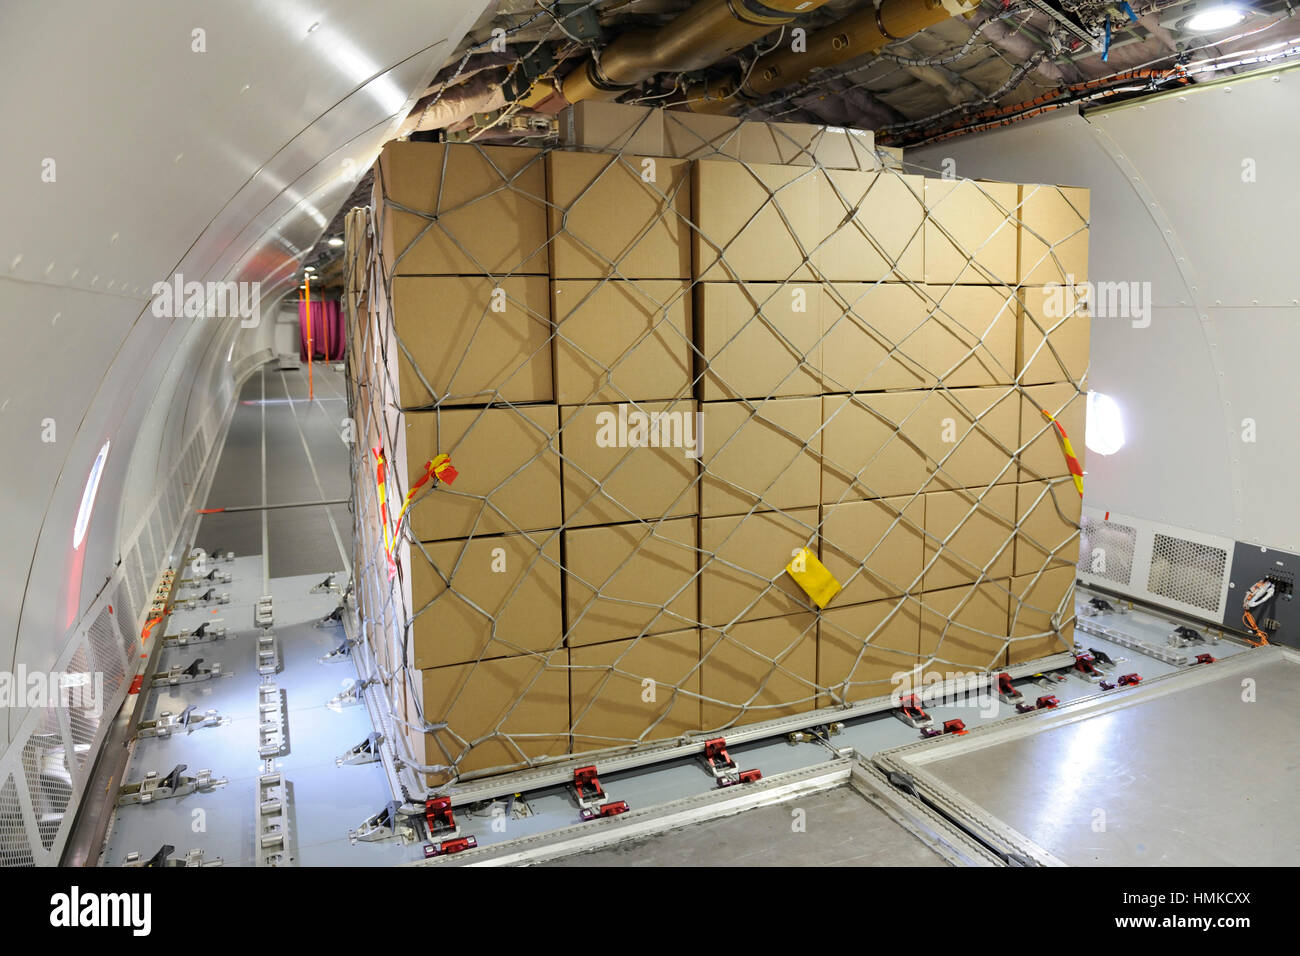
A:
785;547;842;609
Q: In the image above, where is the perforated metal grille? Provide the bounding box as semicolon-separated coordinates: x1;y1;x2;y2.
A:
20;710;70;851
63;643;99;776
1147;533;1228;612
0;775;35;866
87;606;125;697
1078;517;1137;586
112;582;139;661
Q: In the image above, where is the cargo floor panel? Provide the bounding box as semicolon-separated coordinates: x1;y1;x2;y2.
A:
875;646;1298;866
542;785;950;867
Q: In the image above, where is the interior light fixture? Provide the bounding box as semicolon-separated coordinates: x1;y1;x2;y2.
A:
327;237;344;247
73;440;111;549
1184;4;1246;31
1085;391;1126;456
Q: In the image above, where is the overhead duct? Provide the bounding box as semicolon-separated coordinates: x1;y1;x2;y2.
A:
684;0;980;113
559;0;834;105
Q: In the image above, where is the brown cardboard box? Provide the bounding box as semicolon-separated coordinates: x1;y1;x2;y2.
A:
1018;184;1090;285
820;283;931;393
559;100;664;155
817;169;924;282
910;386;1021;492
1009;565;1076;664
408;531;562;669
570;628;701;752
923;179;1019;285
1019;383;1086;482
1018;285;1091;386
919;579;1011;675
701;612;818;728
1015;478;1083;576
548;151;692;279
559;401;699;527
819;598;923;704
819;496;925;606
562;517;698;647
377;142;549;276
693;159;821;282
552;279;692;404
911;285;1018;387
412;652;570;785
405;405;562;541
699;397;822;517
822;391;932;501
392;275;552;408
922;486;1016;591
700;507;818;625
663;113;877;169
695;282;822;400
878;146;904;171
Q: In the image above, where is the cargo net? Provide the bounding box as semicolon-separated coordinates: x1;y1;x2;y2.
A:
340;120;1089;790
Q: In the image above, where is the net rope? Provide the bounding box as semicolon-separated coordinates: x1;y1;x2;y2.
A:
340;114;1089;791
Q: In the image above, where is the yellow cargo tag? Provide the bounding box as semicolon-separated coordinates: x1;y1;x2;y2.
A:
785;547;842;609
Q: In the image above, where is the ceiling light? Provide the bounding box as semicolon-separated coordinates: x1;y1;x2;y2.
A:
1085;391;1125;457
73;441;111;549
1184;4;1246;32
328;237;344;247
304;265;316;272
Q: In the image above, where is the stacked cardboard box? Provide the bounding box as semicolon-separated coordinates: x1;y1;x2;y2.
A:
346;103;1089;787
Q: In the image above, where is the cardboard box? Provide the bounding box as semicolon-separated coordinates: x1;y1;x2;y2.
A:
1009;565;1076;664
923;179;1019;285
552;279;692;404
547;151;692;279
1014;478;1083;576
819;283;930;393
1018;285;1091;386
819;598;923;704
377;142;549;276
1019;383;1086;482
570;628;701;752
405;405;562;541
910;386;1021;492
693;159;821;282
699;397;822;517
922;486;1016;591
559;401;699;527
700;507;818;625
663;113;877;169
821;391;932;501
1018;184;1090;285
919;579;1011;675
701;612;818;728
911;285;1018;387
412;652;570;785
562;517;698;647
559;100;664;155
695;282;822;400
819;496;925;607
878;146;904;170
392;275;552;408
817;169;924;282
408;531;562;669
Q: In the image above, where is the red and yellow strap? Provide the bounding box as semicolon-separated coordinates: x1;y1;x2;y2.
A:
1041;408;1084;497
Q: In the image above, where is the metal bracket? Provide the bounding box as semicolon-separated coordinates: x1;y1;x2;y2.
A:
336;732;383;767
255;594;274;628
151;658;222;686
327;680;368;711
163;620;227;647
894;694;933;729
350;801;418;845
256;772;293;866
180;588;230;609
256;629;280;676
702;738;762;789
123;845;223;867
117;764;226;805
995;672;1024;704
311;573;341;594
135;705;225;740
320;636;354;663
315;605;344;629
185;567;232;585
258;682;288;757
787;722;845;745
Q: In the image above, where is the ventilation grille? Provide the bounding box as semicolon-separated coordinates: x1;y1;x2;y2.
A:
63;644;99;776
1147;533;1228;612
1078;517;1137;586
112;582;139;661
0;776;35;867
20;710;69;851
87;606;125;698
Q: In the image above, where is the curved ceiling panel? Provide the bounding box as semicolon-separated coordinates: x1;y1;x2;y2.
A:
0;0;492;747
